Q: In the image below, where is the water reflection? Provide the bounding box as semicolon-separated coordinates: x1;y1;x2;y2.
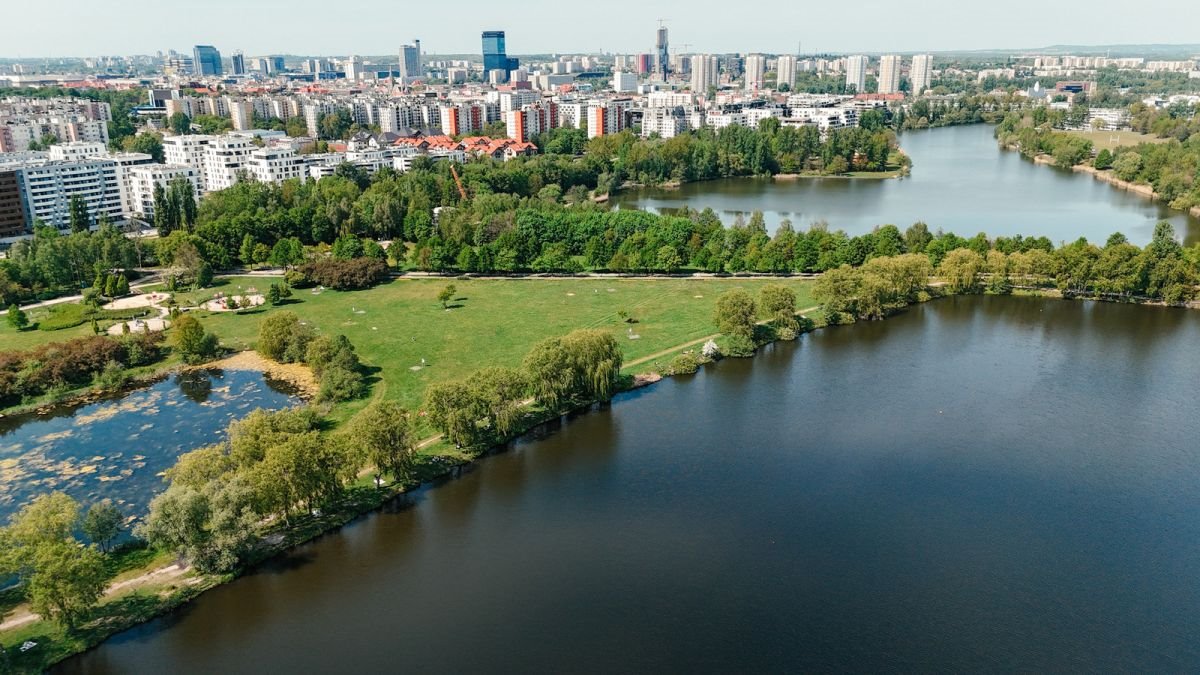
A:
0;368;298;523
614;125;1200;245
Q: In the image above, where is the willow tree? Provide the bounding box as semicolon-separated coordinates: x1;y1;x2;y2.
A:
350;401;417;488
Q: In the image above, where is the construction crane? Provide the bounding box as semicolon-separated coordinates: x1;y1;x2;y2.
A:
449;164;468;201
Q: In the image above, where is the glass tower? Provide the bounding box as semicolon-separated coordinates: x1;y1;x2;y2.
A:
192;45;223;76
482;31;519;82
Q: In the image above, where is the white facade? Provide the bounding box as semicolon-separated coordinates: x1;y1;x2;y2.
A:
229;100;254;131
845;55;868;93
5;158;123;229
878;55;902;94
245;147;305;184
744;54;766;91
613;71;637;93
127;164;201;219
910;54;933;95
691;54;719;93
646;92;693;108
776;55;797;91
202;136;252;192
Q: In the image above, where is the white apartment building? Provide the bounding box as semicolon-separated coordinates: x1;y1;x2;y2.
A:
910;54;933;95
244;147;305;184
127;164;201;219
646;92;693;108
163;134;213;189
5;157;124;229
641;108;689;139
202;136;253;192
558;102;589;130
613;71;637;93
744;54;767;91
48;142;107;162
878;55;902;94
690;55;719;94
776;55;797;91
845;55;868;93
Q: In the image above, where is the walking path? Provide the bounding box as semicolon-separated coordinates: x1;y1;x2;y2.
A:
0;564;189;632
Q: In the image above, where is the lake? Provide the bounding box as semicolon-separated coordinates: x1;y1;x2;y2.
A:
62;296;1200;673
0;368;299;523
613;124;1200;246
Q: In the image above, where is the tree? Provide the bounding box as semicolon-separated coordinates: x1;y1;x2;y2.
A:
172;314;220;364
7;304;28;331
81;501;123;552
138;478;260;574
759;283;798;334
168;112;192;135
437;283;456;309
269;238;306;269
938;248;986;294
26;541;107;630
1094;148;1114;170
350;402;416;488
712;290;758;340
121;132;165;162
69;195;91;233
257;311;314;363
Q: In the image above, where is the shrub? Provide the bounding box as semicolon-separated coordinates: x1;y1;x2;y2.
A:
317;365;366;402
667;352;701;375
724;333;758;357
297;258;389;291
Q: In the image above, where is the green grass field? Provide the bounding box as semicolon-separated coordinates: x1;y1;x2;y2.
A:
1067;129;1168;152
0;275;814;420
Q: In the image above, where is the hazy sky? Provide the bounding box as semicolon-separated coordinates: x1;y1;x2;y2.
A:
5;0;1199;57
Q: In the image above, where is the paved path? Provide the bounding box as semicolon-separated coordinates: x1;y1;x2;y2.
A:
0;563;188;632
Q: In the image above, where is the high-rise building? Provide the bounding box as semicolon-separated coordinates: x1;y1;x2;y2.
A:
776;55;797;91
844;55;867;93
910;54;933;95
399;42;422;78
636;54;653;75
878;55;902;94
655;26;670;80
690;54;718;94
482;31;519;83
193;45;223;76
345;55;363;81
744;54;766;91
231;51;245;75
613;71;637;93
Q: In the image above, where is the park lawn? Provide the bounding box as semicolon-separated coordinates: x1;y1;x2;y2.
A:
194;277;813;416
1067;129;1169;151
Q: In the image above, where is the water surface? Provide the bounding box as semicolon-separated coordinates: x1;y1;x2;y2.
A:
0;368;299;522
63;297;1200;673
614;124;1200;245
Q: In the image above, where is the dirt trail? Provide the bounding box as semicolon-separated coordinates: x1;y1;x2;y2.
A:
0;564;188;632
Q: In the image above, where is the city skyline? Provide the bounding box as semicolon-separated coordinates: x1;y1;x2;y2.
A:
3;0;1198;58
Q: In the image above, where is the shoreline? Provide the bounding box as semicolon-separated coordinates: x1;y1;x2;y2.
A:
1006;143;1200;219
7;287;1199;671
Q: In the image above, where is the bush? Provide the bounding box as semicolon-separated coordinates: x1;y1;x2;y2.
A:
723;333;758;358
284;269;312;289
297;258;389;291
317;365;366;402
0;334;164;407
667;352;701;375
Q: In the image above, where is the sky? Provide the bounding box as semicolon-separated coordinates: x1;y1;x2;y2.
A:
4;0;1199;58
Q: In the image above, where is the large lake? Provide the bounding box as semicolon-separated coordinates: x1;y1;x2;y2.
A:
0;368;298;523
63;296;1200;672
614;124;1200;245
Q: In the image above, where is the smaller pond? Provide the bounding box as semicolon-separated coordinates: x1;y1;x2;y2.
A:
0;368;300;524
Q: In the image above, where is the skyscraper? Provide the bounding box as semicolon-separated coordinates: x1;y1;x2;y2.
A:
690;54;718;94
744;54;766;91
399;41;422;78
776;55;797;91
655;26;669;80
878;55;902;94
910;54;933;95
192;45;223;76
231;51;245;75
482;31;519;82
844;54;867;93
